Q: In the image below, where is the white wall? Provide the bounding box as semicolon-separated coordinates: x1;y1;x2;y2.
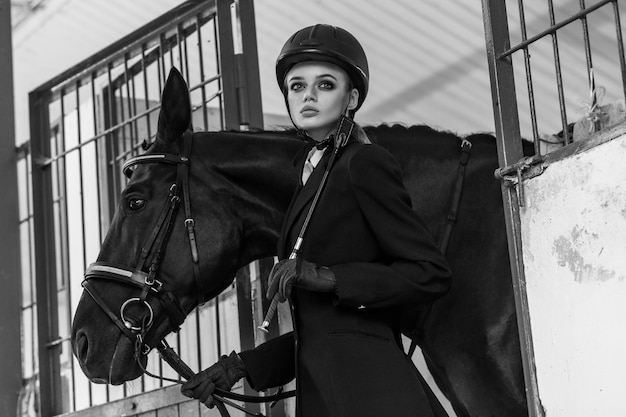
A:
520;129;626;416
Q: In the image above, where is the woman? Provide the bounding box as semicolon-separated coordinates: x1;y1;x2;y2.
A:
181;24;452;417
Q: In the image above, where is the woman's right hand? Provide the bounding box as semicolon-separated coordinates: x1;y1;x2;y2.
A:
180;351;246;408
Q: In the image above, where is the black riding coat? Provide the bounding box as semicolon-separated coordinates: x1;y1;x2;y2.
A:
239;139;452;417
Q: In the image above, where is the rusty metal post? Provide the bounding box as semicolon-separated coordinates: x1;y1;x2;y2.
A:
216;0;239;130
30;87;63;415
481;0;543;415
0;1;23;416
237;0;264;130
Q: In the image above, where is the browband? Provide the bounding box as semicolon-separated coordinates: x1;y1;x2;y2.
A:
123;154;190;178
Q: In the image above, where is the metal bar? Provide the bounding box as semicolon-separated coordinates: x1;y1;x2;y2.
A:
161;31;169;90
213;17;225;130
579;0;594;79
238;0;264;130
196;14;210;130
30;87;63;415
56;91;69;296
59;90;81;408
104;65;119;224
481;0;543;416
194;13;207;370
83;71;102;412
231;2;248;128
74;78;87;412
181;23;192;86
497;0;613;59
215;294;222;358
17;144;37;386
91;70;106;238
117;73;128;201
169;38;175;69
579;0;600;134
177;23;185;80
142;44;153;146
235;267;261;416
123;55;133;159
216;0;239;130
547;0;570;145
103;69;117;405
130;65;140;156
516;0;541;153
0;5;23;416
57;89;73;406
612;0;626;100
191;90;222;112
124;51;143;396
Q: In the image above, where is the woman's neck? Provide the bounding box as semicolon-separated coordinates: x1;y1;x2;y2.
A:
305;127;334;143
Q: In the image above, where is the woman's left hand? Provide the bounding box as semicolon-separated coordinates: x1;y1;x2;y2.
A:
267;258;336;302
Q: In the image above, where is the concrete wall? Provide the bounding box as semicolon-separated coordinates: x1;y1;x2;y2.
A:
520;130;626;416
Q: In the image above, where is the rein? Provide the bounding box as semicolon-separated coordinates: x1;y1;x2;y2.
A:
81;131;294;417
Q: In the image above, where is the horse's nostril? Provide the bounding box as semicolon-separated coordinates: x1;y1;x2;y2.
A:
75;331;89;362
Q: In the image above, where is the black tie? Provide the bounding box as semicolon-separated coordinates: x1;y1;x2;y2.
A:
315;136;334;150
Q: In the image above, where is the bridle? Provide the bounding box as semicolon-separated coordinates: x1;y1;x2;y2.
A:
82;130;200;355
81;131;293;417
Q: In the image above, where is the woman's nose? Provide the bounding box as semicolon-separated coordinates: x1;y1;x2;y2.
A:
303;86;316;101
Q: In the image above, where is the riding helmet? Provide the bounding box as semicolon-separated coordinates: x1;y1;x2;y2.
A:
276;24;369;111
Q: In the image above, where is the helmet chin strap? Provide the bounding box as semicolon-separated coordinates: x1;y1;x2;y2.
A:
331;101;355;142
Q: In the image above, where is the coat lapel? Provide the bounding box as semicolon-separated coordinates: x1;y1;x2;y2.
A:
278;147;333;258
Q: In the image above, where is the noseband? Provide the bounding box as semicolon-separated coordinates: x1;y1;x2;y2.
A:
80;131;293;416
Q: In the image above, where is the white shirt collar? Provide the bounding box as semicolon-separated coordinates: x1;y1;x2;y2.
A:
306;147;325;168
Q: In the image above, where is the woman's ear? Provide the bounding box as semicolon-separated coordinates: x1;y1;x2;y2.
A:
347;88;359;112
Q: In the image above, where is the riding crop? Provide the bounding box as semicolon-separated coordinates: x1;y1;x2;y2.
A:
258;116;355;333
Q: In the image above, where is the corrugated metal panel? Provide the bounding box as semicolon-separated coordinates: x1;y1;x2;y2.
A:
13;0;626;141
254;0;495;134
255;0;626;139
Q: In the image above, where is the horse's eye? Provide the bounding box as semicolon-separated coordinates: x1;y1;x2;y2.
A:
128;198;146;211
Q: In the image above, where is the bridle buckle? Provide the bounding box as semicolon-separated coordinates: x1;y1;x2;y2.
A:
145;275;163;291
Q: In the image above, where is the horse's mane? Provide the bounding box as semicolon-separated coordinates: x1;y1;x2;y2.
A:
363;123;499;146
241;123;498;145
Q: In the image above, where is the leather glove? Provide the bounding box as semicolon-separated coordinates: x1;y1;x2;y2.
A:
180;351;247;408
267;258;336;302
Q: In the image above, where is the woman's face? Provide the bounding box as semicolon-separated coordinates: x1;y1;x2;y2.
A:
285;61;358;142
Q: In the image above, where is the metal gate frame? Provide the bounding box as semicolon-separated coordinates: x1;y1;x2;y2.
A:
481;1;626;415
0;3;22;417
27;1;267;415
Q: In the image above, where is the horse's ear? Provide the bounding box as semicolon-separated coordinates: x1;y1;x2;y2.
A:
157;67;192;143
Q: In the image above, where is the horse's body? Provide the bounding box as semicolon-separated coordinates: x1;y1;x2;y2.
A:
72;69;529;416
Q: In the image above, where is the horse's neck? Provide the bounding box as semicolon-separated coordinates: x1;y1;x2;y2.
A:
370;126;499;244
194;132;302;265
189;127;499;268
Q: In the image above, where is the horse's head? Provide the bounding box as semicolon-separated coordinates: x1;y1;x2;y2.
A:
71;68;257;384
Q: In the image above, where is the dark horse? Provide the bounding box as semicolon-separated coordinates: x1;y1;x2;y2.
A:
71;68;528;416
